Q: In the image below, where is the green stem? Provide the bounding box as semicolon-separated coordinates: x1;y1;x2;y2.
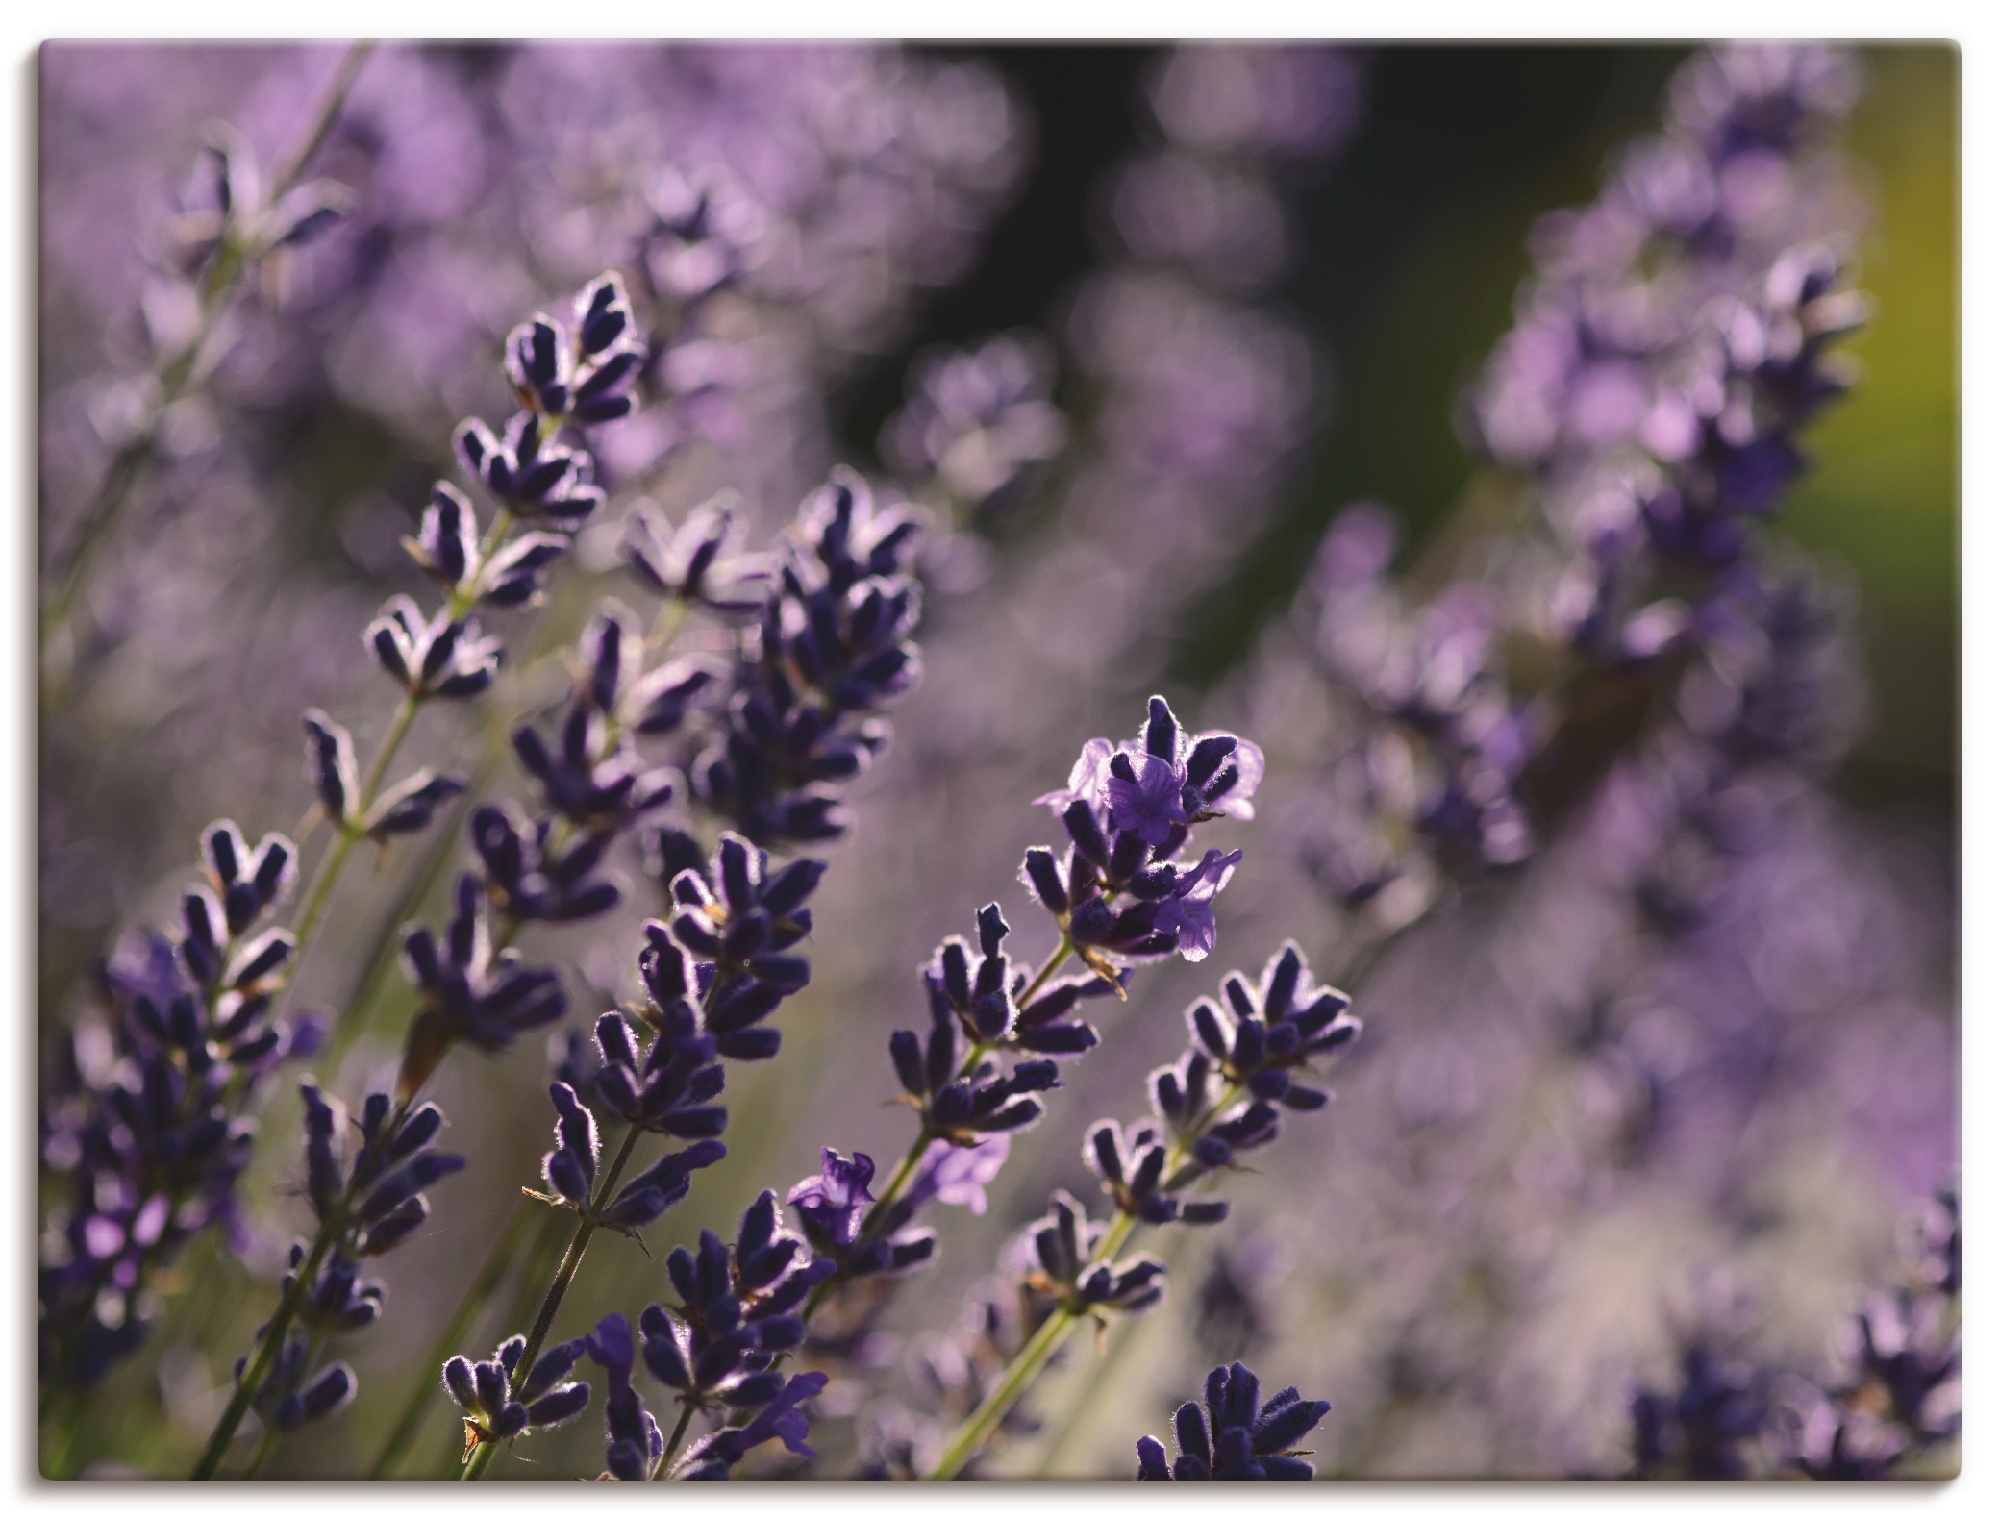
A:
461;1123;646;1481
924;1077;1244;1481
652;1401;698;1481
367;1197;541;1479
925;1293;1092;1482
241;1321;326;1480
191;1229;336;1479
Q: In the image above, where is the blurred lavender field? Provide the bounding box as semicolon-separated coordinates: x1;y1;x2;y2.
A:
36;40;1957;1480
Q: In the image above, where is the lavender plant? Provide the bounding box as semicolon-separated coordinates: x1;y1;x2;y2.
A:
1135;1361;1333;1481
37;40;1954;1485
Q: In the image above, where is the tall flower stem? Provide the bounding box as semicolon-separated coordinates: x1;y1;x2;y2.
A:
190;1229;335;1479
460;1123;646;1481
39;39;375;655
651;1401;698;1480
289;507;516;993
924;1078;1246;1481
366;1197;543;1478
190;1091;417;1479
801;937;1074;1326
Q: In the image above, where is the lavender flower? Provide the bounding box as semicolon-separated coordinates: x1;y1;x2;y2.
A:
1135;1361;1331;1480
1468;44;1867;663
880;332;1067;514
586;1313;662;1480
404;484;571;610
678;1371;830;1479
788;1148;932;1278
625;492;775;613
639;1194;835;1439
395;875;567;1097
1023;1190;1166;1317
445;1333;591;1459
204;1084;464;1466
686;471;925;846
1028;697;1261;971
38;821;316;1392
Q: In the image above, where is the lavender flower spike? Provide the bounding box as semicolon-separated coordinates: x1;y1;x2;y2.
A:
1136;1361;1331;1480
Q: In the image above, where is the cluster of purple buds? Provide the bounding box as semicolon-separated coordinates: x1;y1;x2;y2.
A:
452;279;638;525
454;600;720;1009
1026;697;1261;970
1297;506;1537;907
505;273;646;426
365;595;502;700
788;1148;935;1281
304;711;465;843
243;1317;356;1438
1103;942;1359;1225
1136;1361;1331;1481
1784;1186;1960;1480
177;822;299;1006
404;484;570;611
583;1314;661;1480
1171;942;1358;1121
164;120;353;281
222;1085;464;1442
677;1371;829;1480
469;800;618;923
887;906;1075;1145
396;875;567;1098
626;493;775;614
508;610;685;838
643;831;825;1063
1629;1342;1774;1479
444;1333;591;1461
38;824;319;1389
1022;1190;1165;1317
636;1193;835;1474
682;473;924;846
299;1084;466;1257
1469;45;1868;665
530;1022;727;1236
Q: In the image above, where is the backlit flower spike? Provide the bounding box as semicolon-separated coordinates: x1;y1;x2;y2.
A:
1135;1361;1331;1480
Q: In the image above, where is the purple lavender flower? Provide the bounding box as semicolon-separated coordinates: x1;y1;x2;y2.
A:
687;471;925;847
1136;1361;1330;1480
632;1190;836;1476
902;1134;1010;1217
1022;1189;1165;1316
1026;696;1261;977
787;1148;876;1250
625;492;775;613
444;1332;591;1461
395;874;567;1097
1149;847;1242;961
679;1371;829;1479
38;818;317;1391
585;1313;663;1480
